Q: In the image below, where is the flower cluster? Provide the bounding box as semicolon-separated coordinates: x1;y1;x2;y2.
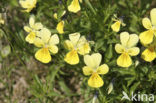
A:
20;0;156;88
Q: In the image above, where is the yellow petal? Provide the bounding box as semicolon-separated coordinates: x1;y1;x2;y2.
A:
69;32;80;46
38;28;51;43
84;53;101;68
142;18;152;29
111;21;121;32
84;54;95;68
24;26;31;33
34;23;43;30
127;34;139;48
120;32;129;47
56;21;64;34
48;45;58;54
127;47;140;56
91;53;102;67
19;0;29;8
34;37;44;47
29;15;35;27
68;0;81;13
150;8;156;26
139;30;154;45
64;50;79;65
77;36;87;46
35;48;51;63
117;53;132;67
49;34;59;45
115;44;125;54
82;66;93;76
19;0;37;12
96;64;109;74
141;46;156;62
78;43;91;55
53;13;58;19
88;72;104;88
64;40;74;50
25;32;36;44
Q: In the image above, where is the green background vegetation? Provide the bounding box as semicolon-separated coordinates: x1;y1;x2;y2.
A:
0;0;156;102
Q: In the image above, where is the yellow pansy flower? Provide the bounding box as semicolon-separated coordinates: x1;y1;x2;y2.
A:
115;32;140;67
111;20;121;32
68;0;81;13
111;16;125;32
139;8;156;45
0;13;4;24
64;33;91;65
34;28;59;63
19;0;37;12
56;20;64;34
83;53;109;88
24;15;43;44
141;43;156;62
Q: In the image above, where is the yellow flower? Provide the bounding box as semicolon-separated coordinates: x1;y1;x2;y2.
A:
53;11;66;19
83;53;109;88
24;15;43;44
141;44;156;62
34;28;59;63
139;8;156;45
56;20;64;34
111;20;121;32
115;32;140;67
64;33;91;65
68;0;81;13
19;0;37;12
0;13;4;24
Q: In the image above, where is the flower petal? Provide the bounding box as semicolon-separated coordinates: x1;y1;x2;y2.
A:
82;66;94;76
34;22;43;30
77;43;91;55
84;54;95;68
141;46;156;62
88;73;104;88
150;8;156;26
56;21;64;34
64;40;74;50
120;32;129;47
127;47;140;56
139;30;154;45
29;15;35;28
96;64;109;74
64;50;79;65
84;53;101;68
25;32;36;44
69;32;80;46
34;37;44;47
127;34;139;48
91;53;102;67
35;48;51;63
142;18;152;29
117;53;132;67
38;28;51;43
115;44;125;54
24;26;31;33
111;21;121;32
49;34;59;45
48;45;58;54
68;0;81;13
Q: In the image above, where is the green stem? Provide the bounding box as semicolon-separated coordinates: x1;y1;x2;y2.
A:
84;0;96;15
